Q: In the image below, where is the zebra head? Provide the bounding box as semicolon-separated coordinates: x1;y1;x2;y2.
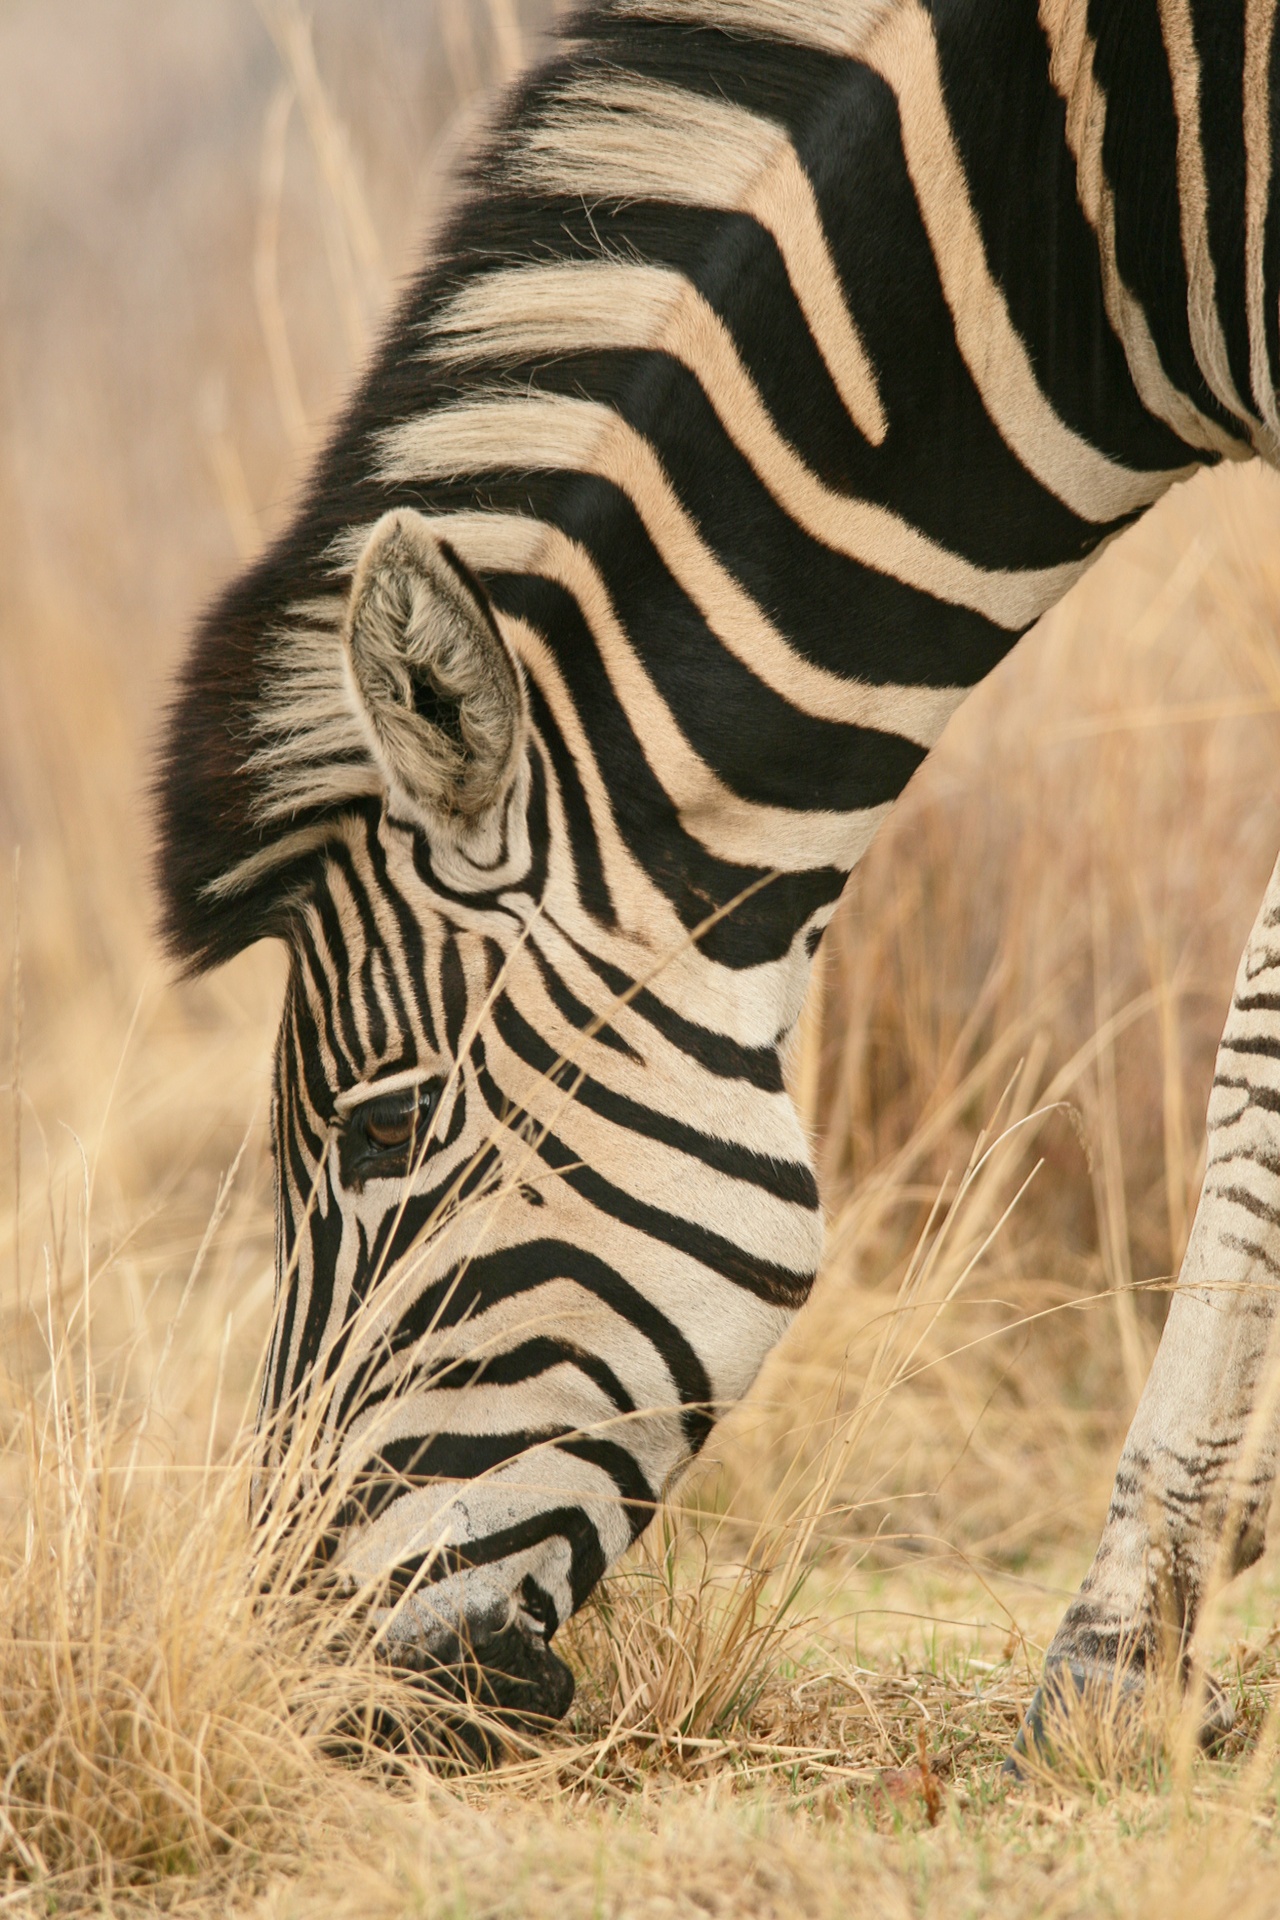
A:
162;505;822;1732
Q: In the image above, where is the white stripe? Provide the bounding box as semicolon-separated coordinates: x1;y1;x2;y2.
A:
1244;0;1280;441
378;391;1091;631
1040;0;1247;463
865;0;1187;519
510;76;887;445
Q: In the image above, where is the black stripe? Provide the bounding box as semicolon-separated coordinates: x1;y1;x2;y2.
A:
268;1214;303;1420
545;18;1161;538
489;572;845;967
932;0;1197;472
1233;992;1280;1015
427;1336;637;1415
344;858;392;1065
1213;1182;1280;1228
281;984;328;1161
554;1436;657;1536
439;930;469;1059
294;918;354;1102
526;691;615;928
350;1427;658;1538
1188;0;1252;414
286;1182;347;1409
389;1503;607;1613
1088;0;1247;446
383;1236;715;1448
475;1056;815;1308
1222;1032;1280;1063
327;839;411;1066
1221;1230;1280;1282
497;419;933;811
310;876;366;1071
523;935;640;1061
403;745;555;921
568;935;785;1092
1213;1075;1280;1114
491;989;817;1207
344;1427;574;1526
358;810;442;1056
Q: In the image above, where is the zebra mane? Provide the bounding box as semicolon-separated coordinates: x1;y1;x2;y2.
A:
607;0;897;52
155;0;906;972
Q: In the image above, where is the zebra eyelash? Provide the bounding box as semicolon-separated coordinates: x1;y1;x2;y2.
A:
337;1078;445;1191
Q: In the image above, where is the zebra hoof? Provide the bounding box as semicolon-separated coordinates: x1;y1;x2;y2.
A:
1004;1659;1140;1778
1193;1673;1236;1753
1004;1658;1235;1777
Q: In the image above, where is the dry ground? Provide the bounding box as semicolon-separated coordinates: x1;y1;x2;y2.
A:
7;4;1280;1914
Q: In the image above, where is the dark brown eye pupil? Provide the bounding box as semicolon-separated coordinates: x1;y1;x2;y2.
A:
339;1081;442;1188
365;1111;415;1149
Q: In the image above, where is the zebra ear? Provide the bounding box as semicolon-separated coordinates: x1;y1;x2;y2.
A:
344;509;525;826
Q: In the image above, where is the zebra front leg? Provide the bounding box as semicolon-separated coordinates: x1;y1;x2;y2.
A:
1026;855;1280;1755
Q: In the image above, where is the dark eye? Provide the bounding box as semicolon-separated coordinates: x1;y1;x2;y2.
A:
364;1107;415;1150
340;1080;442;1188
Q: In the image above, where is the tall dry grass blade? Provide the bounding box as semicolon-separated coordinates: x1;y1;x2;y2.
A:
1141;917;1191;1272
200;378;261;561
256;0;387;357
8;845;20;1315
1091;875;1149;1406
256;80;309;449
489;0;527;80
791;944;827;1140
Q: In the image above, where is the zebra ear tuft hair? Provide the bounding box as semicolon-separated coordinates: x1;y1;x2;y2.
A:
344;509;525;826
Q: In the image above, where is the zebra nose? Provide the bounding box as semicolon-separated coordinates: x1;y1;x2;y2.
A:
357;1616;577;1768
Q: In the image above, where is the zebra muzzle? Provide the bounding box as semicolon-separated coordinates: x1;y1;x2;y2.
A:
336;1613;577;1770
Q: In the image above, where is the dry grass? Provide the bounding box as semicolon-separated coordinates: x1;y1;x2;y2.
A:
7;1;1280;1913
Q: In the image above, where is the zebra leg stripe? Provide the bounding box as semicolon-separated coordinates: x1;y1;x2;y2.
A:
1046;855;1280;1688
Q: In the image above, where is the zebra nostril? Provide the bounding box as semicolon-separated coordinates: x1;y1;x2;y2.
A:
464;1619;576;1725
343;1619;576;1770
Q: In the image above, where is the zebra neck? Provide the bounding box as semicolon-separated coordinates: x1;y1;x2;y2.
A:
1041;0;1280;467
161;0;1280;985
368;1;1234;975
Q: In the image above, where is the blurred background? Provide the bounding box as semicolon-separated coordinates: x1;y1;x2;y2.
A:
4;0;1280;1615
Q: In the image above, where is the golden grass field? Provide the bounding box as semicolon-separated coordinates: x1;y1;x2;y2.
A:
9;2;1280;1912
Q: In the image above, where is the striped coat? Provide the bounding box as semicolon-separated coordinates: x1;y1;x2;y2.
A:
158;0;1280;1733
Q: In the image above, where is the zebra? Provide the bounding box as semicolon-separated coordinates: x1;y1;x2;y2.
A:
157;0;1280;1747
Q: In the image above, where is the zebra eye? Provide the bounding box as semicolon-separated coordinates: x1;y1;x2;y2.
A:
364;1107;415;1150
341;1081;441;1188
